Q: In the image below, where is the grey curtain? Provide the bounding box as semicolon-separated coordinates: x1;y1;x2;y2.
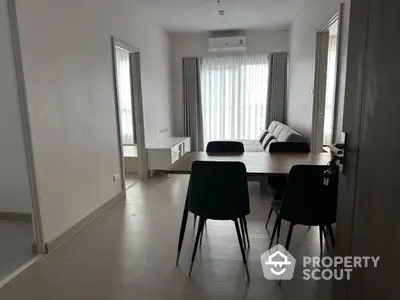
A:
266;52;289;127
183;57;204;151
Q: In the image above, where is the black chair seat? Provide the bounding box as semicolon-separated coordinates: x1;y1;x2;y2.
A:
267;178;286;200
271;200;282;213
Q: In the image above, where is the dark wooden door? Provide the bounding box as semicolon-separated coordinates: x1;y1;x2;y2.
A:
334;0;400;299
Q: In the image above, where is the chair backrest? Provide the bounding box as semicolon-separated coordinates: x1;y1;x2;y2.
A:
279;165;339;226
206;141;245;153
187;161;250;220
269;142;310;153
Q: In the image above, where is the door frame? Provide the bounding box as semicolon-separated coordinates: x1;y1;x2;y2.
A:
311;6;344;152
111;37;148;191
7;0;45;254
311;30;330;152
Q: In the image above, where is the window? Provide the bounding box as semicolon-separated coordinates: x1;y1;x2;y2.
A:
323;30;339;145
115;46;136;145
200;55;269;146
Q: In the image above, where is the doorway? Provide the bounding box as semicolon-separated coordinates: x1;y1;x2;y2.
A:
0;0;44;286
112;38;147;191
311;14;341;152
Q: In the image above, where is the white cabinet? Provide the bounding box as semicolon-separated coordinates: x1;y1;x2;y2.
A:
147;137;191;175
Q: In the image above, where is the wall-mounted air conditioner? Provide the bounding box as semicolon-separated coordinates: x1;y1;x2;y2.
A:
208;36;247;53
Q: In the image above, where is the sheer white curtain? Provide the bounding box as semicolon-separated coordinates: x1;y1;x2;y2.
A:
200;55;269;146
115;46;135;145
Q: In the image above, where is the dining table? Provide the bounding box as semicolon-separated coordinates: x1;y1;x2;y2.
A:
163;151;332;265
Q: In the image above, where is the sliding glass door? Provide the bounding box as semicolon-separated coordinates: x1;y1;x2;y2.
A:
200;55;269;146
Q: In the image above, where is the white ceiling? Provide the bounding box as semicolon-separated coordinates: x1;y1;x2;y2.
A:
137;0;306;32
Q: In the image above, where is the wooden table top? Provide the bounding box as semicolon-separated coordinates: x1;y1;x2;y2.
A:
165;152;332;176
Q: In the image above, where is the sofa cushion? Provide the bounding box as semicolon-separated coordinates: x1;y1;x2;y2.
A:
276;125;308;144
265;138;277;152
262;134;275;150
276;126;294;141
272;124;285;137
258;129;269;143
267;121;280;133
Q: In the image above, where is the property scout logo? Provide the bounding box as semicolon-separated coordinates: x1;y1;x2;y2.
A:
260;244;380;281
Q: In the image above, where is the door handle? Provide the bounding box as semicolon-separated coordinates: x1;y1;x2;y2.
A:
325;133;347;174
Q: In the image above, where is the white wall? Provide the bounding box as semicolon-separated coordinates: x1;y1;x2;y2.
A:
0;0;32;214
170;29;289;135
15;0;172;242
287;0;349;139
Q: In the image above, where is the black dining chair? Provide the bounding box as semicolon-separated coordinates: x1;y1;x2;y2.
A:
187;161;251;279
194;141;249;249
269;142;310;153
265;142;310;227
268;165;339;255
206;141;245;153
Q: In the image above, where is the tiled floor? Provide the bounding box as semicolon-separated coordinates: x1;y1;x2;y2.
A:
0;221;34;280
0;176;332;299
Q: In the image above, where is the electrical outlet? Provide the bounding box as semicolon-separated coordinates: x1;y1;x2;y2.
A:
113;174;120;182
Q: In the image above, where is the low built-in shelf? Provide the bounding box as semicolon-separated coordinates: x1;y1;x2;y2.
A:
147;137;191;177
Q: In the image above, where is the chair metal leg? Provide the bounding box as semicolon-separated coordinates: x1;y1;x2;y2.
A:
265;207;274;228
269;217;280;249
321;226;328;251
239;217;247;249
278;222;294;287
243;217;250;249
193;215;197;228
319;226;324;255
234;219;250;281
327;225;335;249
277;218;281;244
189;218;205;276
322;226;328;240
176;195;189;266
199;220;208;246
285;223;295;251
199;226;204;245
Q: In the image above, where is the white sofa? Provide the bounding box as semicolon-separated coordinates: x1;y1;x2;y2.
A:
235;121;309;152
